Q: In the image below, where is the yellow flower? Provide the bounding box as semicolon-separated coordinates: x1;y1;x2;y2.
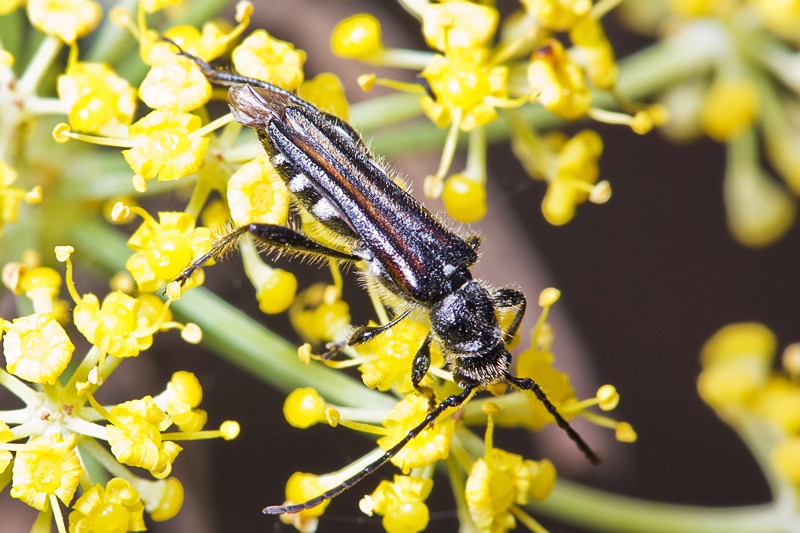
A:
365;475;433;533
232;30;306;91
699;79;760;142
27;0;102;43
0;0;24;15
290;284;351;344
138;56;213;113
357;319;443;393
331;14;384;60
528;39;592;120
466;447;533;533
0;421;13;474
227;156;291;227
377;394;455;473
522;0;591;31
421;1;499;52
57;62;137;137
750;0;800;42
3;312;74;384
73;291;157;359
10;434;85;511
126;211;213;293
122;110;210;190
153;371;207;432
146;477;184;521
697;323;775;409
541;130;604;225
752;376;800;434
442;173;487;223
0;159;42;235
68;478;146;533
284;387;327;429
297;73;350;120
107;397;183;479
141;0;181;13
570;16;618;90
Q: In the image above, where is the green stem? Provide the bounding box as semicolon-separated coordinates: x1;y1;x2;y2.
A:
530;480;787;533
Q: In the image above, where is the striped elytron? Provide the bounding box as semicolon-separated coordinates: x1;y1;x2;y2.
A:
171;45;599;516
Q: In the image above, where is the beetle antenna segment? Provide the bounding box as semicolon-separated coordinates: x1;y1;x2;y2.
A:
505;373;601;464
262;385;476;515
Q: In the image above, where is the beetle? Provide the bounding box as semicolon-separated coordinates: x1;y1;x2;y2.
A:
168;43;600;516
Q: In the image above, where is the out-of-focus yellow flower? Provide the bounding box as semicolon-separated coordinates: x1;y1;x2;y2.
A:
0;421;14;473
125;210;213;293
697;323;775;409
153;371;207;432
750;0;800;42
0;0;24;16
57;62;137;137
541;130;604;225
27;0;102;43
331;14;384;60
570;16;618;89
122;110;210;190
141;0;181;13
68;478;146;533
668;0;725;17
107;397;183;479
138;56;212;113
145;477;185;521
10;434;85;511
521;0;592;31
2;312;74;384
528;39;592;120
357;319;443;393
377;393;454;473
298;73;350;120
227;156;290;227
421;1;499;52
699;80;760;142
0;160;43;235
363;475;432;533
232;30;306;91
772;436;800;485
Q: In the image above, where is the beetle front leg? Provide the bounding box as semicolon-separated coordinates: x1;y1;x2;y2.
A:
411;335;437;411
320;309;411;360
174;224;360;287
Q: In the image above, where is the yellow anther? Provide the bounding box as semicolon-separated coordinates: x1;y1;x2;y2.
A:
596;384;619;411
220;420;240;440
325;407;341;427
538;287;561;307
298;343;312;365
482;402;501;416
53;123;72;144
284;388;327;428
589;181;612;204
165;281;183;301
111;202;130;222
180;323;202;344
55;246;74;262
358;73;377;91
615;421;637;442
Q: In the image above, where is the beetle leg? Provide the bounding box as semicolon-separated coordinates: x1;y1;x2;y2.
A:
410;335;437;411
320;308;411;360
174;224;359;287
492;288;527;345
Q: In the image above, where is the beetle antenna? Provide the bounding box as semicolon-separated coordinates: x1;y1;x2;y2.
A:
505;373;601;464
263;384;476;515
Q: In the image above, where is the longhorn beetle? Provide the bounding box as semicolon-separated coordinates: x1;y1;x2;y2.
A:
168;43;600;516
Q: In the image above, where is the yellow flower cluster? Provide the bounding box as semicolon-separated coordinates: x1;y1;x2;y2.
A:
697;323;800;493
0;247;237;532
281;287;632;532
621;0;800;246
332;0;657;224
